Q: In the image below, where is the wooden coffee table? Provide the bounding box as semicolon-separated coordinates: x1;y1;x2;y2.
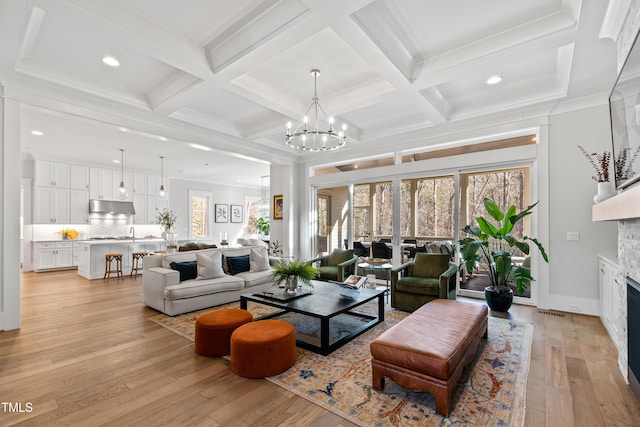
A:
240;280;385;355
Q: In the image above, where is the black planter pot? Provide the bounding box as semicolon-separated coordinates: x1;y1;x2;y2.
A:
484;287;514;312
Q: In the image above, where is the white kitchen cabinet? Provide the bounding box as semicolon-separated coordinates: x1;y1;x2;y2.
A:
599;256;623;344
70;164;90;190
35;161;70;188
112;171;133;201
89;168;113;200
133;194;148;224
133;173;147;194
72;242;81;266
146;194;168;222
35;241;74;271
70;190;90;224
34;187;70;224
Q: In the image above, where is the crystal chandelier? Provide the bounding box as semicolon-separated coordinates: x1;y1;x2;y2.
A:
286;69;347;151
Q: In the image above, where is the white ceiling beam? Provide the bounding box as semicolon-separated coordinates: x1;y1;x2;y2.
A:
301;0;449;123
16;6;45;65
69;0;212;80
413;7;578;87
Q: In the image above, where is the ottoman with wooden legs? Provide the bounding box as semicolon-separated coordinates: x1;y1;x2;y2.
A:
370;299;488;416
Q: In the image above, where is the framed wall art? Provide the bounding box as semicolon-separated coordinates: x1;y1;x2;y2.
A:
215;204;228;223
273;195;283;220
230;204;243;223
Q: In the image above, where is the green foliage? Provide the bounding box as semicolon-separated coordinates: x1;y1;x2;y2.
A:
254;217;270;233
154;208;177;231
271;259;319;288
457;198;548;295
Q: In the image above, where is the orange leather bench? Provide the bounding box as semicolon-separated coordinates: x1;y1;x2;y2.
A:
370;299;488;416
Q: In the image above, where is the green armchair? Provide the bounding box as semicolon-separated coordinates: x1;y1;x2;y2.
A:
309;248;357;282
391;253;457;312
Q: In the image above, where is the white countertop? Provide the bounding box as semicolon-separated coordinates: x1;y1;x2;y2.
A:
74;239;166;245
35;238;165;245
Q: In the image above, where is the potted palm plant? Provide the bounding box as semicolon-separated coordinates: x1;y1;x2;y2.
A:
271;259;319;294
457;198;548;312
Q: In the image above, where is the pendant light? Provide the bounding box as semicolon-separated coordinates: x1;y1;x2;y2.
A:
159;156;165;198
118;148;126;194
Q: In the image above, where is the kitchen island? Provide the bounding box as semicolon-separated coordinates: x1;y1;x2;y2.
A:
76;239;166;280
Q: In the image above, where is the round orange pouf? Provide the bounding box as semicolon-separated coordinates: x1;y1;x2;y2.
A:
230;320;296;378
194;309;253;357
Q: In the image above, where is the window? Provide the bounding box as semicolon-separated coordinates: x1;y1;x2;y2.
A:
374;182;393;238
415;176;455;239
460;167;530;239
353;184;370;240
189;190;212;239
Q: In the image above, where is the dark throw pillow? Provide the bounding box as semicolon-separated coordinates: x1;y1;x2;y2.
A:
170;261;197;282
226;255;250;275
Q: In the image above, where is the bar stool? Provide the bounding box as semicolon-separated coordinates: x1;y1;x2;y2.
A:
104;253;123;280
130;252;147;277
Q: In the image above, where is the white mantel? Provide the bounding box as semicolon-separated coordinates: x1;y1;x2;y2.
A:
592;184;640;221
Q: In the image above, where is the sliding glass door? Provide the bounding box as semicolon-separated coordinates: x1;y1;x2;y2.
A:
459;166;532;300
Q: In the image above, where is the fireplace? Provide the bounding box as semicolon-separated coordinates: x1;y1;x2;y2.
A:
628;276;640;401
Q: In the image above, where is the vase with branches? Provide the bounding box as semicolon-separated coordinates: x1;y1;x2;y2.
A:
578;145;611;182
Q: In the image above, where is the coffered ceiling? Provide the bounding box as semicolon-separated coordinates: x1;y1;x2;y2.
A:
0;0;621;187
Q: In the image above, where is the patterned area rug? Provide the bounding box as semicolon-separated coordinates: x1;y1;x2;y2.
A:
149;302;533;426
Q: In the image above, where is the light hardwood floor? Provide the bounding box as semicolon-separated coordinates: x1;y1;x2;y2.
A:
1;270;639;426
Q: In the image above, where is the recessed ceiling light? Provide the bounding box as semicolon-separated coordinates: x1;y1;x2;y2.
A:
117;127;128;132
102;56;120;67
113;159;120;163
31;130;43;136
486;75;503;85
158;136;167;141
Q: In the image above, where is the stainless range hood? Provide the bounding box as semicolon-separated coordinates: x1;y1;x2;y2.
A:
89;199;136;215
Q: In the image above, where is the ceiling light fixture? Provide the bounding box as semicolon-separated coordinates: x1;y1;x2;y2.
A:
102;56;120;67
286;69;347;152
159;156;165;198
118;148;127;194
486;75;503;85
31;130;43;136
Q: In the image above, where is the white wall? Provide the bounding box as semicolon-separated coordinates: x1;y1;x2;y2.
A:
547;105;618;313
167;178;260;245
1;94;21;330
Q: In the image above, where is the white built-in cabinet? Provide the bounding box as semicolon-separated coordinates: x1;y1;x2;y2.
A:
133;173;147;194
89;168;113;200
133;194;148;224
132;175;166;224
34;187;70;223
33;160;166;225
599;256;625;358
35;161;70;187
70;165;89;190
35;241;74;271
70;189;90;224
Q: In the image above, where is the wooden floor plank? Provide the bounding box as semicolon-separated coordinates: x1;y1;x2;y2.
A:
0;270;638;426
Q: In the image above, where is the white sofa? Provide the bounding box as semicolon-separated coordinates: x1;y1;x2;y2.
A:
143;246;279;316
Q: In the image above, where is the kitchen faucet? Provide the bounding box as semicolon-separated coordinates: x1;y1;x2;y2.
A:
130;226;135;242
